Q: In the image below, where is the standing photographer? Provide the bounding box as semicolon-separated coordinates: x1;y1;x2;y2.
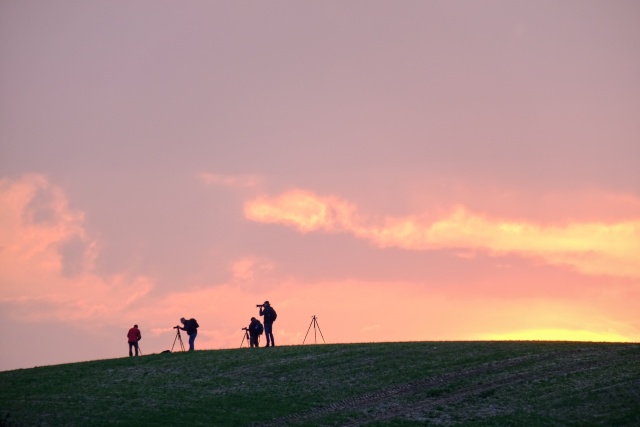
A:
127;324;141;357
258;301;277;347
177;317;199;351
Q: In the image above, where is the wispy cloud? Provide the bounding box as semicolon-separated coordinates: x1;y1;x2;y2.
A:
244;190;640;278
231;257;274;283
198;172;262;188
244;190;357;232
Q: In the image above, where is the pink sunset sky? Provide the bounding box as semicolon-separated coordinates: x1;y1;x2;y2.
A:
1;1;639;371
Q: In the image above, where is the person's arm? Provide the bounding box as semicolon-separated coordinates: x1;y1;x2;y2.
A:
137;330;142;341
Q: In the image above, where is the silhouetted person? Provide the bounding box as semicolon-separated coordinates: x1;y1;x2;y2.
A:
259;301;277;347
178;317;199;351
247;317;263;348
127;324;141;357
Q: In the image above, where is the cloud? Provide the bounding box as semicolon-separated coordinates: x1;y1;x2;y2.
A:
1;174;87;292
231;257;274;283
244;189;640;278
0;175;153;323
244;190;357;233
198;172;262;188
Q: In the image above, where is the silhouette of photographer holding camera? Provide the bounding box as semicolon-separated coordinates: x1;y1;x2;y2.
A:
258;301;277;347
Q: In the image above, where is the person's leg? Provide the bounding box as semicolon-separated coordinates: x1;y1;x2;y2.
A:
129;342;133;357
189;332;197;351
264;323;272;346
134;342;139;356
268;322;275;346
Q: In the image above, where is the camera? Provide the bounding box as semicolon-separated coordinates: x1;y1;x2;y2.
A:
173;325;180;329
256;304;263;308
242;327;248;331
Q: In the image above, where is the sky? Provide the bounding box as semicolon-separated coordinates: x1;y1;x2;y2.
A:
1;1;639;372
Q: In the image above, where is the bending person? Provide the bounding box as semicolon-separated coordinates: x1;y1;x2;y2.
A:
247;317;263;348
178;317;199;351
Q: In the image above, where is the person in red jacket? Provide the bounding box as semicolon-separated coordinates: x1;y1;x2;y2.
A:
127;324;142;357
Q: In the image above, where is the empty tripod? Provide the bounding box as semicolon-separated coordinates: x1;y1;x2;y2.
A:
303;315;326;344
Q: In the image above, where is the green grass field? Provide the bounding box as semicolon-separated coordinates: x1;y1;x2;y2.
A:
1;341;639;426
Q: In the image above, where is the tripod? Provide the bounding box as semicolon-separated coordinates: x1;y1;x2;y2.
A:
172;327;186;352
240;328;260;348
240;329;250;348
303;315;326;344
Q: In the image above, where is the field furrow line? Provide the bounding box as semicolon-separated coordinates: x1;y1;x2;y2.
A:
342;348;622;426
258;347;607;426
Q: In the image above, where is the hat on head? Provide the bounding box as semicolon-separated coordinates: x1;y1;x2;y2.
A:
264;301;270;305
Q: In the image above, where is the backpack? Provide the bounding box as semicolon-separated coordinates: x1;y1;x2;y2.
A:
254;322;264;335
269;308;277;322
190;318;199;329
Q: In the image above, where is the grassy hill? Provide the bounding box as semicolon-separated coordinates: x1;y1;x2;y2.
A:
1;341;639;426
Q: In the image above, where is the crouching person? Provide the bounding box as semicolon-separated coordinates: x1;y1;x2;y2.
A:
247;317;263;348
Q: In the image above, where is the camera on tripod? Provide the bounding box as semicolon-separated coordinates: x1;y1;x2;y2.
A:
170;325;185;352
242;327;249;331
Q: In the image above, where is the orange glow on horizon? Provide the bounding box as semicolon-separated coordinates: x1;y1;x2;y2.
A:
478;329;634;343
